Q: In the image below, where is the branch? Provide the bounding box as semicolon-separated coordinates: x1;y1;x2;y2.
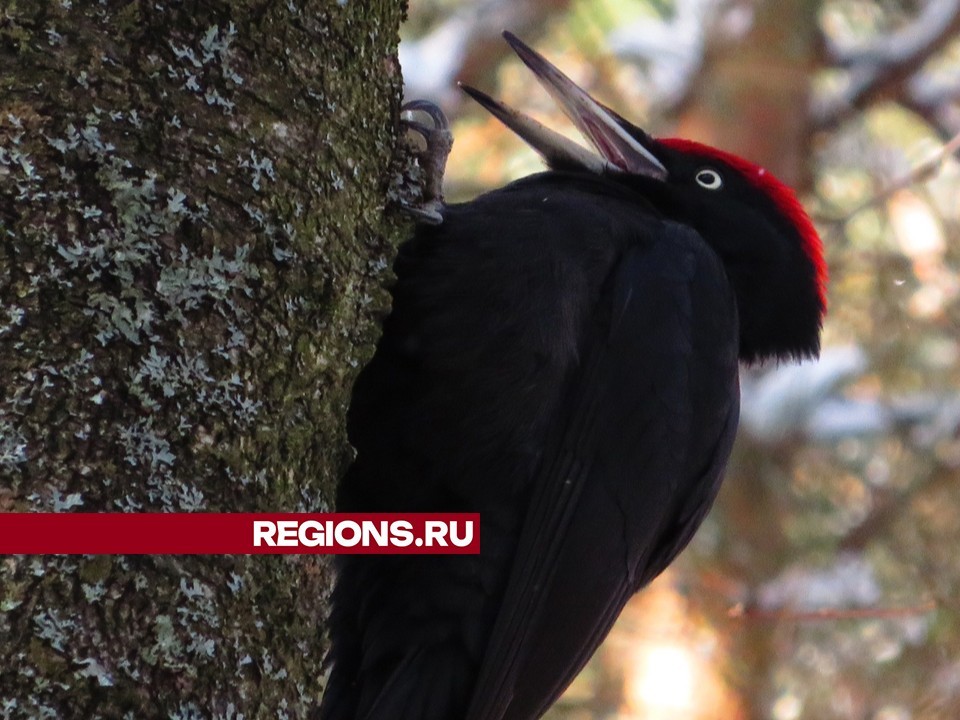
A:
740;342;960;449
727;554;938;623
822;126;960;226
900;72;960;141
728;601;937;623
815;0;960;131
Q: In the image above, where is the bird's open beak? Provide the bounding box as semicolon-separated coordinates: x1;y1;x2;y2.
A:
460;32;668;181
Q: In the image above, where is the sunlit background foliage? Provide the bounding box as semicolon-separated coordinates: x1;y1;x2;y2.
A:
399;1;960;718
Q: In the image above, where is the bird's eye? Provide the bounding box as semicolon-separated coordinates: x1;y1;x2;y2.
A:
695;169;723;190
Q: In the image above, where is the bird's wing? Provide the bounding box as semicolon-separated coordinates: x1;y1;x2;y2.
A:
465;226;740;720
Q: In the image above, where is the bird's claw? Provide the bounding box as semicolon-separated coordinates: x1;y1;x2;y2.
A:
399;100;453;225
402;99;450;133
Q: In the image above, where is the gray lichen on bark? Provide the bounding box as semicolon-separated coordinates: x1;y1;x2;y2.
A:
0;1;407;716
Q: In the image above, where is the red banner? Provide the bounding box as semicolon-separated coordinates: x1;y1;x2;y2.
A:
0;513;481;555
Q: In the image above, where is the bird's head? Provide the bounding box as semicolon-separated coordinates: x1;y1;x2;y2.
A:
461;32;827;363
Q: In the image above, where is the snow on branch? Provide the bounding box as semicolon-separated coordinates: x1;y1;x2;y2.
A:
739;346;960;446
815;0;960;131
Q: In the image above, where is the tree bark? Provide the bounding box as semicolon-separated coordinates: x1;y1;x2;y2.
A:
673;0;821;190
668;0;823;714
0;1;406;716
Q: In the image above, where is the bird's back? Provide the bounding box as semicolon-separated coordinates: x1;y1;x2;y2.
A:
320;172;740;720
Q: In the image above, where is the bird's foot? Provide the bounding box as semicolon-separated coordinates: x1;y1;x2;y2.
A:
397;100;453;225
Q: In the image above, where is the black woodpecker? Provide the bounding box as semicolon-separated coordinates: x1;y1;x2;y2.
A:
319;31;827;720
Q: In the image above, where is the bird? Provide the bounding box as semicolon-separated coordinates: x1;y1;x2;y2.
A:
318;31;827;720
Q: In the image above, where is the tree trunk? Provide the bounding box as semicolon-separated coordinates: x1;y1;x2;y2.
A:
0;1;406;716
673;0;820;190
670;0;823;714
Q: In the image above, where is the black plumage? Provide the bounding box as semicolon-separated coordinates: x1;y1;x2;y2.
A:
319;33;825;720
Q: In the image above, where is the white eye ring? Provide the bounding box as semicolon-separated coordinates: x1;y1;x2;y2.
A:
695;169;723;190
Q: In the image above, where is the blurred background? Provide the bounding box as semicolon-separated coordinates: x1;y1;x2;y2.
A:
399;1;960;718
